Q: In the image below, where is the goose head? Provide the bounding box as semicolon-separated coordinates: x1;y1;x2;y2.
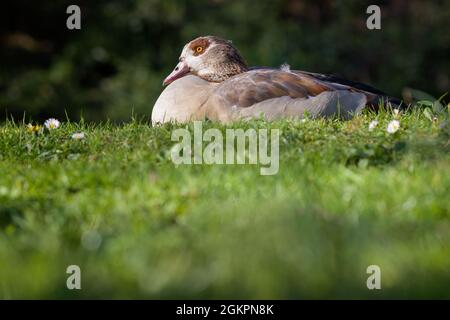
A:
163;36;248;86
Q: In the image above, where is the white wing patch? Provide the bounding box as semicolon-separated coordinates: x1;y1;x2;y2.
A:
280;63;291;72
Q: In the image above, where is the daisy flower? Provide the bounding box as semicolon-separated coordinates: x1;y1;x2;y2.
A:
386;120;400;134
71;132;86;140
44;118;61;130
26;123;43;134
368;120;378;131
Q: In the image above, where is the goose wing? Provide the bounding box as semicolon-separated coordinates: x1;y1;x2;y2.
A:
205;69;367;122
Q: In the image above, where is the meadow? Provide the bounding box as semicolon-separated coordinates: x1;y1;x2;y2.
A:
0;107;449;299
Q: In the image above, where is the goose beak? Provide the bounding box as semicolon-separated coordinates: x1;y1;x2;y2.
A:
163;61;190;86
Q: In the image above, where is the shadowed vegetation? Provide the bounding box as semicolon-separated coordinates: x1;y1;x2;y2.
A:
1;0;449;122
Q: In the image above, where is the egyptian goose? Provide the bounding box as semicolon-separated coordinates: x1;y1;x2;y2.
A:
152;36;400;124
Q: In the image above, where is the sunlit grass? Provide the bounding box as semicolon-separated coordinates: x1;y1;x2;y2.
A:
0;107;449;299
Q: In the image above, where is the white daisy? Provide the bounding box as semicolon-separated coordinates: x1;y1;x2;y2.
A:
387;120;400;134
26;123;43;134
368;120;378;131
71;132;85;140
44;118;61;130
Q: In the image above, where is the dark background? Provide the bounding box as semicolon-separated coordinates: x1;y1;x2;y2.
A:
1;0;449;122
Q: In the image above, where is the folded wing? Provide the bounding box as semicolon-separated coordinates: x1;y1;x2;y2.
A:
205;69;369;122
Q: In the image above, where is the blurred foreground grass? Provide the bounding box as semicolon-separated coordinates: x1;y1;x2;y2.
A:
0;108;449;299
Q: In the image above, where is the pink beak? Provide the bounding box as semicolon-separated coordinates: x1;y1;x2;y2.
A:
163;61;190;86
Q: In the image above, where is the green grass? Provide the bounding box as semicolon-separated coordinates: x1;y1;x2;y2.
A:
0;108;449;299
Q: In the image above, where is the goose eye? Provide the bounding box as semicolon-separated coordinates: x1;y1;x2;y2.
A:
195;46;203;53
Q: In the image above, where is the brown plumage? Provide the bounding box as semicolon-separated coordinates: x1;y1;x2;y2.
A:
152;36;400;124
